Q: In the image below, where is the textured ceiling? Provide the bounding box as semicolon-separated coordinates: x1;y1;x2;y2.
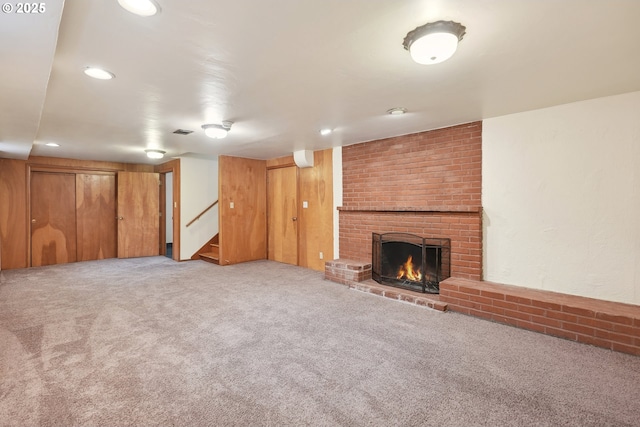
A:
2;0;640;164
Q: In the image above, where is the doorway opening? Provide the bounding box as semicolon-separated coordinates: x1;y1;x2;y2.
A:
157;159;179;262
164;172;174;258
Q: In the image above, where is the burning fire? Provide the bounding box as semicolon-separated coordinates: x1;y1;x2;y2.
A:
396;255;422;282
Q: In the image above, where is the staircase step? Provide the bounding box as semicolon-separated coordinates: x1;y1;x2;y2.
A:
209;243;219;257
199;252;219;265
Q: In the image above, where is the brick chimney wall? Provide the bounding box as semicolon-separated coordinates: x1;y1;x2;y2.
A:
339;122;483;280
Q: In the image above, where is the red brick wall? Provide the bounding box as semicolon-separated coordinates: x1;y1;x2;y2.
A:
342;122;482;211
339;122;483;280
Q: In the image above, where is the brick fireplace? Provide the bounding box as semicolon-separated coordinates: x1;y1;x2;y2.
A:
338;122;483;281
325;120;640;358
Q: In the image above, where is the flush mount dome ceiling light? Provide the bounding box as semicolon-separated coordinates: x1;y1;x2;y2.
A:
117;0;160;17
202;121;233;139
403;20;466;65
84;67;115;80
145;149;165;159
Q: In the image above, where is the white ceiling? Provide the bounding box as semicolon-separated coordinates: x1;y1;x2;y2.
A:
2;0;640;164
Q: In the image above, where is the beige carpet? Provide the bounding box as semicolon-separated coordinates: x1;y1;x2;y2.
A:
1;257;639;426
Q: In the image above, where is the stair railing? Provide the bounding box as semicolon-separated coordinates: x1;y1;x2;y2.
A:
186;200;218;228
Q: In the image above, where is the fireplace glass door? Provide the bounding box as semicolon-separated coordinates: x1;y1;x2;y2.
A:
372;233;450;294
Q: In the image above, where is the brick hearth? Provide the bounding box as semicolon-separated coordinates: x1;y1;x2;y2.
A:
324;259;447;311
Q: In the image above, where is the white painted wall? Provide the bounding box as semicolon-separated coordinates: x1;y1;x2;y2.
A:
179;157;219;260
483;91;640;304
333;146;342;259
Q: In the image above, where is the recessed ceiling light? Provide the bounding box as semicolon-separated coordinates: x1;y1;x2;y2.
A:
84;67;115;80
319;128;332;136
387;107;407;115
45;142;60;147
117;0;160;17
145;149;165;159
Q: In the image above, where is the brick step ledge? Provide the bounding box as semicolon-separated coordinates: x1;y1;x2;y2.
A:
349;280;447;312
324;259;447;312
440;277;640;357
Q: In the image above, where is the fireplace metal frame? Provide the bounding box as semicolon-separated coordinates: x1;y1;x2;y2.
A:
372;232;450;294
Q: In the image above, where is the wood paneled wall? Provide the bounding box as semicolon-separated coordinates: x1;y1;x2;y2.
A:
0;156;156;269
219;151;333;271
266;149;334;272
265;156;296;168
27;156;154;173
218;156;267;265
0;159;28;269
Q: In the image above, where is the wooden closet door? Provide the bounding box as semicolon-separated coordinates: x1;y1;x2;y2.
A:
267;166;298;265
76;174;117;261
31;172;77;267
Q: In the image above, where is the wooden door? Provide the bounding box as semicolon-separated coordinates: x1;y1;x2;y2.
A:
31;172;77;266
267;167;298;265
117;171;160;258
76;174;117;261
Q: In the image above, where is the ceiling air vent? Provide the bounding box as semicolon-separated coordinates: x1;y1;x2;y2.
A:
173;129;193;135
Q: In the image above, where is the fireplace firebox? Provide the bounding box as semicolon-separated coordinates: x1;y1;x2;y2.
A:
372;233;450;294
